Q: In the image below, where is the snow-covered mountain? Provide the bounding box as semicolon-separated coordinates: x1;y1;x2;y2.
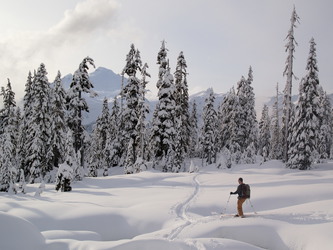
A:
63;66;333;126
63;67;227;125
62;67;126;125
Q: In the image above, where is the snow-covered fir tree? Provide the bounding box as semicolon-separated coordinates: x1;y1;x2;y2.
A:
200;88;218;165
189;100;199;157
135;62;150;169
88;98;111;176
13;107;22;170
236;67;258;159
105;97;122;167
228;95;243;164
218;88;236;150
17;72;34;177
173;51;190;172
235;77;247;147
0;127;17;193
26;64;53;183
150;41;177;172
0;79;18;148
282;6;300;162
121;44;149;174
0;79;16;130
270;83;283;160
218;87;244;164
67;57;96;168
287;38;321;170
63;129;82;181
153;66;176;172
0;79;18;192
49;71;67;169
317;87;332;161
258;104;271;162
87;132;99;177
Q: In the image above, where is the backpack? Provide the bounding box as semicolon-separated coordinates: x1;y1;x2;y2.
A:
242;184;251;199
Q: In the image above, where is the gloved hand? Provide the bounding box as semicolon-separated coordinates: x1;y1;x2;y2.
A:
230;192;233;195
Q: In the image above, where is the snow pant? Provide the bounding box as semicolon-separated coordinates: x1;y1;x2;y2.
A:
237;198;247;216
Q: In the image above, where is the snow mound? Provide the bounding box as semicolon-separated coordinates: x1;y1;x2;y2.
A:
42;230;101;241
0;212;45;250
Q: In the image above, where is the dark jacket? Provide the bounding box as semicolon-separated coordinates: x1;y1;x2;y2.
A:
231;183;247;199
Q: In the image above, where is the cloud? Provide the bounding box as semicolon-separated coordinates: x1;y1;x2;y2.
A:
0;0;120;101
48;0;119;44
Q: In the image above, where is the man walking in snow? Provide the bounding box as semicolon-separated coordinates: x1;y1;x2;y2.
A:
230;177;247;218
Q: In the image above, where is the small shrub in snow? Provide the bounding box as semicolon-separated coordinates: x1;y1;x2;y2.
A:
217;148;232;169
18;169;27;194
188;160;199;173
133;157;147;173
34;181;45;197
55;163;73;192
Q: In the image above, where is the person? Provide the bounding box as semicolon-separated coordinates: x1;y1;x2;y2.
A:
230;177;247;218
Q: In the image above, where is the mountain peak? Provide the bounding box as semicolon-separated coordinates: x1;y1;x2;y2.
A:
89;66;123;92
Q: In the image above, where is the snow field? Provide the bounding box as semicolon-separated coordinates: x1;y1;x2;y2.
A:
1;160;333;250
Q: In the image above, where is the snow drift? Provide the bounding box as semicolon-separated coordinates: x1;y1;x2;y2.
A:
1;160;333;250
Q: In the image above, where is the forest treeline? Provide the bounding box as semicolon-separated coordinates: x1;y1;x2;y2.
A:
0;7;332;193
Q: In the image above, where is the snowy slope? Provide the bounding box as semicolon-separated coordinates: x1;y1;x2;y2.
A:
1;160;333;250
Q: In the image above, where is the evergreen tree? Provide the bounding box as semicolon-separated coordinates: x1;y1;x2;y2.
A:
67;57;96;168
317;88;332;161
235;76;248;150
26;64;53;183
0;79;17;192
0;126;17;193
124;138;135;174
0;79;16;130
0;79;17;140
236;67;258;155
218;88;235;150
258;104;271;162
17;72;34;178
135;63;150;166
287;38;320;170
270;83;283;159
200;89;218;165
105;97;122;167
49;71;67;169
154;66;176;171
150;41;177;171
63;129;82;181
218;87;244;164
88;98;111;176
87;128;99;177
282;6;300;162
189;100;199;157
121;44;146;174
228;93;243;164
26;63;52;183
173;51;190;172
13;107;22;170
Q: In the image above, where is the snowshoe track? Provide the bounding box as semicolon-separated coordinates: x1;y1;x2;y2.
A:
167;173;201;241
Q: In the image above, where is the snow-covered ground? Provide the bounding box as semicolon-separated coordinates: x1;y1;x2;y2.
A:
1;160;333;250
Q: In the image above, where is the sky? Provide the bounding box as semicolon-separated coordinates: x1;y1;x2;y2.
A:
0;0;332;102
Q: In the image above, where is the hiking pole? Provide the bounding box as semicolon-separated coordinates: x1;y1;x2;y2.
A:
248;199;258;215
221;194;231;214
